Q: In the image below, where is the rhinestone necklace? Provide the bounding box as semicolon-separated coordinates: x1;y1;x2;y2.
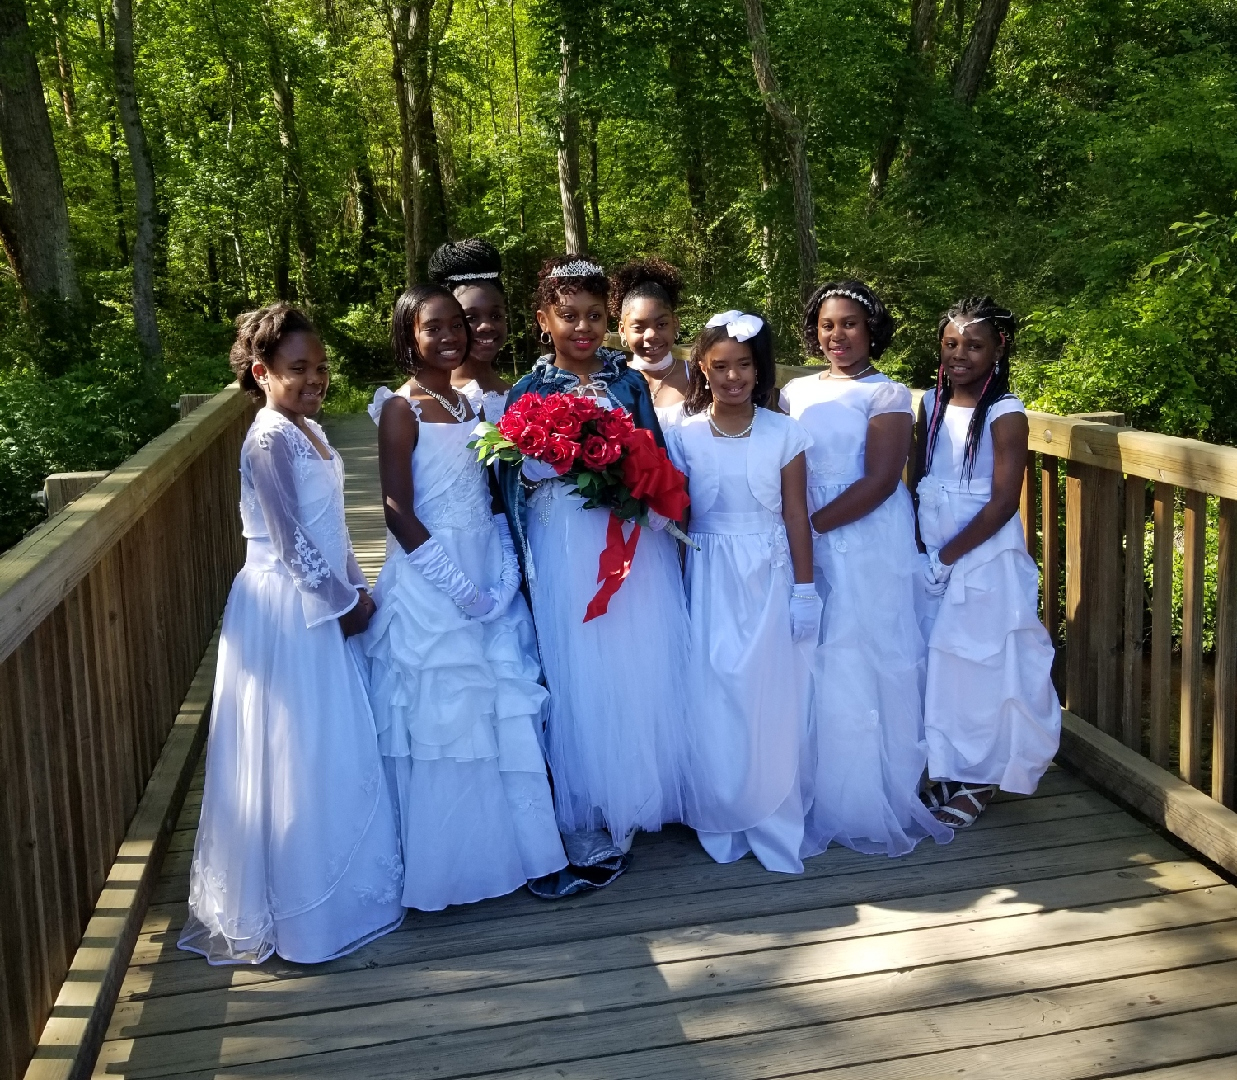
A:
708;404;755;439
826;363;876;380
414;380;469;422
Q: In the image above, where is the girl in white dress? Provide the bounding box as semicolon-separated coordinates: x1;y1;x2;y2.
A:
667;311;820;874
430;238;512;422
363;284;566;911
611;258;689;428
781;280;952;858
180;304;403;965
915;297;1062;827
497;256;692;895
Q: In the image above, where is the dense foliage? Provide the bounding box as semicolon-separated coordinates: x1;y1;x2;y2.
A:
3;0;1237;550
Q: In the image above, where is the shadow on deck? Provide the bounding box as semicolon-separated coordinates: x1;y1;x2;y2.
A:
90;415;1237;1080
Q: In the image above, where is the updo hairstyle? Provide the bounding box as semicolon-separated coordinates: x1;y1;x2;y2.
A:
609;258;682;320
230;302;317;400
428;238;505;294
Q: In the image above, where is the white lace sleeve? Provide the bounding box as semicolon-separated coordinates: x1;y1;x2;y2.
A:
345;547;368;590
869;380;913;416
244;427;360;628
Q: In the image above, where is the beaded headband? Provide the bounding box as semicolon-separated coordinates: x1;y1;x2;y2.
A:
548;259;605;279
446;270;500;282
822;288;874;313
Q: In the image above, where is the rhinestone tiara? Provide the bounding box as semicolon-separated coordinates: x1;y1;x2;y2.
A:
549;259;605;279
446;270;501;282
823;288;874;313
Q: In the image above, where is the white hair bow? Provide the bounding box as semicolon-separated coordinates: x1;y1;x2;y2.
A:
705;310;764;342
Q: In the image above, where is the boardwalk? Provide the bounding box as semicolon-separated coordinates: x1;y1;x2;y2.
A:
90;414;1237;1080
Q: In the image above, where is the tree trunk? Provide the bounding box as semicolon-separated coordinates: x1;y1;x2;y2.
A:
390;7;416;286
508;0;524;231
587;114;600;244
266;27;316;304
50;1;76;129
556;30;587;254
111;0;162;367
953;0;1010;106
206;240;220;321
868;0;936;201
0;0;80;305
742;0;816;304
95;0;128;263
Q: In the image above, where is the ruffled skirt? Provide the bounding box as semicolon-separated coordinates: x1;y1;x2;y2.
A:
179;564;404;965
525;483;691;844
803;483;953;857
362;525;566;911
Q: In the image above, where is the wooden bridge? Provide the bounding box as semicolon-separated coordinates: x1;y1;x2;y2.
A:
3;382;1237;1080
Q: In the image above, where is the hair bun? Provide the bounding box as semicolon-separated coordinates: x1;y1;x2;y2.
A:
609;258;682;319
428;238;503;286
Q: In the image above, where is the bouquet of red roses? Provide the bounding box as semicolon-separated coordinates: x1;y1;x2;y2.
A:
471;391;692;621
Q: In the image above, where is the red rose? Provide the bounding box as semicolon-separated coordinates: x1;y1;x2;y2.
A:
594;410;635;441
545;404;583;438
541;433;581;474
512;422;549;457
499;393;545;439
571;397;605;422
580;434;621;469
621;428;690;520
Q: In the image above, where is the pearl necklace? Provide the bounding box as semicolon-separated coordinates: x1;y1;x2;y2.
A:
827;362;875;380
708;405;755;439
414;379;469;422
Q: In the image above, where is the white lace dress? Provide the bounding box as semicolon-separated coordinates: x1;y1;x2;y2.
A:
179;409;404;965
361;388;566;911
667;409;814;874
781;374;953;858
458;379;508;423
917;393;1062;793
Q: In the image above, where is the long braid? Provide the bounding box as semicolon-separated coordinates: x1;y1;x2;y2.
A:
929;296;1018;481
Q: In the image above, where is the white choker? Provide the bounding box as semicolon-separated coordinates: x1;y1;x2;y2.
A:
628;353;676;373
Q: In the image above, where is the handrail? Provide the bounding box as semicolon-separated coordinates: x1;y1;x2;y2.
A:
0;386;254;1080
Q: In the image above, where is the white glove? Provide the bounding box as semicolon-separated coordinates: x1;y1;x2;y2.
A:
406;536;495;618
922;548;952;598
790;583;823;644
476;515;522;623
521;457;560;483
647;509;670;532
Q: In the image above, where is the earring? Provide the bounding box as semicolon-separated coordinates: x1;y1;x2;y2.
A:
540;331;552;345
619;335;629;348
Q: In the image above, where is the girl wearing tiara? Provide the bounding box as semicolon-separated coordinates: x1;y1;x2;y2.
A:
781;280;951;858
915;297;1061;828
362;284;566;910
667;311;819;874
610;258;688;427
497;256;691;895
429;238;512;422
180;304;403;965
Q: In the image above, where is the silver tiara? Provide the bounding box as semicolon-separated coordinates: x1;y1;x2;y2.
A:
549;259;604;279
823;288;873;313
446;270;500;282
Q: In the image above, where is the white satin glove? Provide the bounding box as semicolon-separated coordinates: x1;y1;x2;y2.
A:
521;457;560;483
790;583;823;644
476;515;522;624
647;509;670;532
922;548;952;598
406;536;495;618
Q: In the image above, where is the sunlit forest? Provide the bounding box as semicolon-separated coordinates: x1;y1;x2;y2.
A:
3;0;1237;548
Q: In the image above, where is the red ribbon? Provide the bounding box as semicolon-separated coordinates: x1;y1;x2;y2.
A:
583;512;642;623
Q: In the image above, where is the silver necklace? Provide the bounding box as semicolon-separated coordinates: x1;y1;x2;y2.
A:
827;363;875;380
414;379;468;422
708;405;755;439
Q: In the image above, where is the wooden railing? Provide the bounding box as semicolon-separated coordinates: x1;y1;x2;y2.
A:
0;387;254;1080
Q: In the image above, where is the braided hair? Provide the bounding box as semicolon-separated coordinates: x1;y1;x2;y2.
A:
924;296;1018;481
683;316;776;416
802;279;896;360
428;238;505;294
230;302;317;399
534;254;609;311
391;283;469;375
609;258;682;320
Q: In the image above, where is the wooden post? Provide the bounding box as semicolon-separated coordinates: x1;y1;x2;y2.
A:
1041;456;1059;644
1214;498;1237;807
1150;482;1175;768
41;472;110;517
178;393;213;420
1065;463;1086;717
1021;453;1038;558
1122;477;1147;751
1179;489;1207;787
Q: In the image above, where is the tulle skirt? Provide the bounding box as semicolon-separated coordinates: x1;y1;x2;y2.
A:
179;563;404;965
802;482;953;857
362;524;566;912
921;547;1062;794
525;482;691;844
681;515;811;874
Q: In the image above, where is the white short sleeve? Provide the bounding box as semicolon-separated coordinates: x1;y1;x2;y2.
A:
664;424;687;476
987;395;1026;423
777;414;813;468
868;379;913;417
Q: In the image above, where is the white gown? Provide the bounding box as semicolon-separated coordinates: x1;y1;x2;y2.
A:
917;392;1062;794
458;378;508;423
781;374;952;857
667;409;814;874
180;409;404;965
361;388;566;911
525;398;691;851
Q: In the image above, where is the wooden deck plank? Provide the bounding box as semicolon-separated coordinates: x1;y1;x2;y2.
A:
88;412;1237;1080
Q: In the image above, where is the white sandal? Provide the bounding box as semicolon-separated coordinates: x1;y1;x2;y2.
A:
933;784;996;829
